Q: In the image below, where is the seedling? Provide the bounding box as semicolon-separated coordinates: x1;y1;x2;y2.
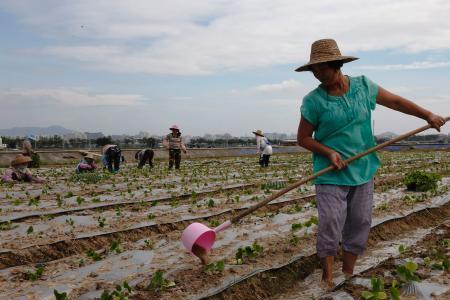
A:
28;197;40;207
27;225;34;235
389;279;400;300
203;261;225;274
53;289;68;300
147;213;155;220
291;223;303;231
100;281;132;300
65;191;74;198
398;244;409;254
12;199;23;206
97;216;106;228
56;194;63;207
396;261;420;283
209;220;220;227
207;199;215;207
65;218;75;228
143;239;154;249
110;240;122;254
235;241;264;264
0;221;18;231
76;196;85;205
86;249;102;261
148;270;175;291
115;206;122;217
27;265;44;281
361;277;387;300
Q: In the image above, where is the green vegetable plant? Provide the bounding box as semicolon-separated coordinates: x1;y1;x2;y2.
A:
396;261;420;284
361;277;387;300
53;289;68;300
100;281;132;300
235;241;264;264
404;170;441;192
97;216;106;228
86;249;102;261
147;270;175;291
27;265;45;281
203;261;225;274
110;240;122;254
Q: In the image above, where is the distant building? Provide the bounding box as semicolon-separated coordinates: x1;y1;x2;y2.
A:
0;137;6;150
280;139;298;146
84;132;104;140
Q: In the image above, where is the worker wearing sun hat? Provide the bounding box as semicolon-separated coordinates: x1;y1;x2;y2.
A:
1;154;46;183
76;152;97;173
163;124;187;170
253;130;273;167
296;38;446;289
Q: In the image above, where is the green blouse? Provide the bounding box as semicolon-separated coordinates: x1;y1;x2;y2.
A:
300;75;380;185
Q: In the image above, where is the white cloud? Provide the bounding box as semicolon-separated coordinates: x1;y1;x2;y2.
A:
2;0;450;75
0;88;145;107
356;61;450;71
253;79;301;92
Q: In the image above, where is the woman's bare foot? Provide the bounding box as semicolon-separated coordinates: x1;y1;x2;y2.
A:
320;256;335;291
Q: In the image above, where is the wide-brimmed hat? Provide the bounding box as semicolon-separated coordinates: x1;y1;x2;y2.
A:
170;124;180;131
84;152;95;160
252;130;264;137
27;134;37;141
295;39;359;72
11;154;32;166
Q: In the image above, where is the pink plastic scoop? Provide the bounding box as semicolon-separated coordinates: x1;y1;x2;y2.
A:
181;118;449;263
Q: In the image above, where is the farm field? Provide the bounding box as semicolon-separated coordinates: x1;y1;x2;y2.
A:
0;151;450;300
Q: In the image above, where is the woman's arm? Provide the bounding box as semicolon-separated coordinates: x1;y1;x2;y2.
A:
297;117;347;170
376;87;447;131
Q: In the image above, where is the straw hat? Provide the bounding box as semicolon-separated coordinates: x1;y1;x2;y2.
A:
170;124;180;131
84;152;95;160
11;154;32;166
252;130;264;137
295;39;359;72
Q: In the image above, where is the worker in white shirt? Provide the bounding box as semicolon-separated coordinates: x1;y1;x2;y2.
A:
253;130;273;167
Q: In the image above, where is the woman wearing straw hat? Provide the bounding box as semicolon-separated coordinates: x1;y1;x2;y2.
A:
1;154;46;183
296;39;446;288
163;125;187;170
253;130;273;167
76;152;97;173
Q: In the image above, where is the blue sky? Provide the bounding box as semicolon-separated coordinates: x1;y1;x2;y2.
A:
1;0;450;136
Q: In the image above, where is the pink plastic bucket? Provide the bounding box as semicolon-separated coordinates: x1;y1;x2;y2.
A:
181;221;231;252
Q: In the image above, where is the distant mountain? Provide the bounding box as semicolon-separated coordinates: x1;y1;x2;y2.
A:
0;125;77;137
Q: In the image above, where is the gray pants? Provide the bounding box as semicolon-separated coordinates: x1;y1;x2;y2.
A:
315;179;374;258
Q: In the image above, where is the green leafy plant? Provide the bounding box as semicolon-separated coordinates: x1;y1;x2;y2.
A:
207;199;215;207
148;270;175;291
361;277;387;300
97;216;106;228
28;197;40;207
100;281;132;300
76;196;85;205
235;241;264;264
65;218;75;228
143;239;154;249
0;221;18;231
27;225;34;234
27;265;44;281
389;279;400;300
110;240;122;254
404;170;441;192
291;223;303;231
398;244;409;254
396;261;420;283
86;249;102;261
147;213;155;220
53;289;68;300
70;172;105;184
203;261;225;274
